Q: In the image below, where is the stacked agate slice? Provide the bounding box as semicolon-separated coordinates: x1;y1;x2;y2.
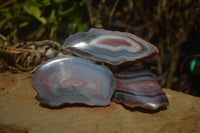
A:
62;28;158;65
30;28;169;110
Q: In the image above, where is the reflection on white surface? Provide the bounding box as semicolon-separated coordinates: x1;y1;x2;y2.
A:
45;57;72;67
72;42;88;49
147;103;158;109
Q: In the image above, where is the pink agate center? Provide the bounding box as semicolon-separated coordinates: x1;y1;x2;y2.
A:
98;39;132;47
90;35;143;52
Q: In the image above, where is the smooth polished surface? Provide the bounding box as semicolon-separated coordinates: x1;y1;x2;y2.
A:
112;66;169;110
62;28;158;65
30;56;115;106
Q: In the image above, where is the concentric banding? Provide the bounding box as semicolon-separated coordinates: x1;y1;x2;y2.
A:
62;28;158;65
112;67;169;110
30;55;116;106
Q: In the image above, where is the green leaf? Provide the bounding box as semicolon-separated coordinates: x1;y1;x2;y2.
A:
19;21;30;28
23;0;42;7
37;17;47;24
42;0;51;6
78;23;88;32
54;0;68;3
23;5;46;24
23;5;40;18
49;9;56;23
0;8;12;18
67;16;88;34
58;7;74;16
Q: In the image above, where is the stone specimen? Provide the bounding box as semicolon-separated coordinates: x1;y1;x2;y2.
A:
62;28;158;65
30;55;115;106
31;28;169;110
112;66;169;110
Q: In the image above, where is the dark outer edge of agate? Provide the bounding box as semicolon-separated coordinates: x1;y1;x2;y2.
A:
112;98;169;110
112;91;169;110
114;71;153;79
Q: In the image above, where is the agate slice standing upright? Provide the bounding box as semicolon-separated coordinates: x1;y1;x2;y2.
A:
62;28;158;65
30;56;115;106
112;66;169;110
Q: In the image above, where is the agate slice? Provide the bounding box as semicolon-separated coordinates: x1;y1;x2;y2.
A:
30;56;115;106
112;66;169;110
62;28;158;65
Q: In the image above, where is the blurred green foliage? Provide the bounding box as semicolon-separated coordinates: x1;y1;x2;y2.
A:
0;0;88;42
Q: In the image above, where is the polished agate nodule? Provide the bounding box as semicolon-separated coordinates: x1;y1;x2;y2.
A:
112;66;169;110
62;28;158;65
30;56;115;106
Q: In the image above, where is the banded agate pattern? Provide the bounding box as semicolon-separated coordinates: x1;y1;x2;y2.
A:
30;56;115;106
112;66;169;110
62;28;158;65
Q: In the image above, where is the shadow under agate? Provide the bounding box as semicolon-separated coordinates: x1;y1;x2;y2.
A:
35;95;110;110
121;105;168;114
35;95;167;113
